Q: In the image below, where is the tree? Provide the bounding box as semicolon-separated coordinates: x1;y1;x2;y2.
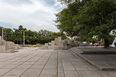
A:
77;0;116;47
55;0;116;47
55;0;86;36
4;28;13;41
0;26;67;44
0;26;14;41
38;30;67;44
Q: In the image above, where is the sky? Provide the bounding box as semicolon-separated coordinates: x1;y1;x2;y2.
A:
0;0;65;32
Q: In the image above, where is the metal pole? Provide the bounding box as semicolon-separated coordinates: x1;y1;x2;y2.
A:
2;27;3;40
23;31;25;46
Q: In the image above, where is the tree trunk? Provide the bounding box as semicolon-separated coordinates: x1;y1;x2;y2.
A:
104;39;109;48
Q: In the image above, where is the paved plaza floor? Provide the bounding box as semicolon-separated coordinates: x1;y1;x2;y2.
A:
0;47;116;77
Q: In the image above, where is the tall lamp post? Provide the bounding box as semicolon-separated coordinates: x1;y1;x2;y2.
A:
2;27;3;40
23;30;25;46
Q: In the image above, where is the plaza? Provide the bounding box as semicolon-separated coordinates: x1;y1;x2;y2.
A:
0;47;116;77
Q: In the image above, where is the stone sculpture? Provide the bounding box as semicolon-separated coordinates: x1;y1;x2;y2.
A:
0;36;21;53
40;37;79;50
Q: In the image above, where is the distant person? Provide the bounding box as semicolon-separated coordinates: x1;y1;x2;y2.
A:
94;43;97;46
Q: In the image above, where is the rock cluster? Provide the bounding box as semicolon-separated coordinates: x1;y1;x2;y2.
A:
40;37;79;50
0;36;21;53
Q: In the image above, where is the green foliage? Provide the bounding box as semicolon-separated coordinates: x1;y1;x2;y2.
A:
55;0;116;47
0;26;67;44
86;38;99;43
26;40;30;44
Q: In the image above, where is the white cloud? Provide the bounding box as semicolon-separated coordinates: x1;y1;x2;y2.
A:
0;0;65;32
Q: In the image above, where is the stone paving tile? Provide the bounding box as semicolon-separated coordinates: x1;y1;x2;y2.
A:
41;68;57;75
58;51;65;77
39;74;57;77
1;76;19;77
58;61;64;72
34;61;47;65
37;59;48;62
20;61;35;65
75;66;89;70
20;68;42;77
1;65;18;69
3;68;27;76
62;59;75;71
58;72;64;77
64;71;79;77
15;64;32;69
30;64;44;69
27;58;40;62
77;70;102;77
10;62;24;65
46;61;57;65
0;65;7;68
44;64;57;69
71;61;89;66
0;69;11;76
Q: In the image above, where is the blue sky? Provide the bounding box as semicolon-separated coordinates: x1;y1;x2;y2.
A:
0;0;65;32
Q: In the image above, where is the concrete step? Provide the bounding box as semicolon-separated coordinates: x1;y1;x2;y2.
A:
69;47;116;71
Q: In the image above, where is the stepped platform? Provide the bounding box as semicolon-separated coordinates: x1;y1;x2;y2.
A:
69;46;116;70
